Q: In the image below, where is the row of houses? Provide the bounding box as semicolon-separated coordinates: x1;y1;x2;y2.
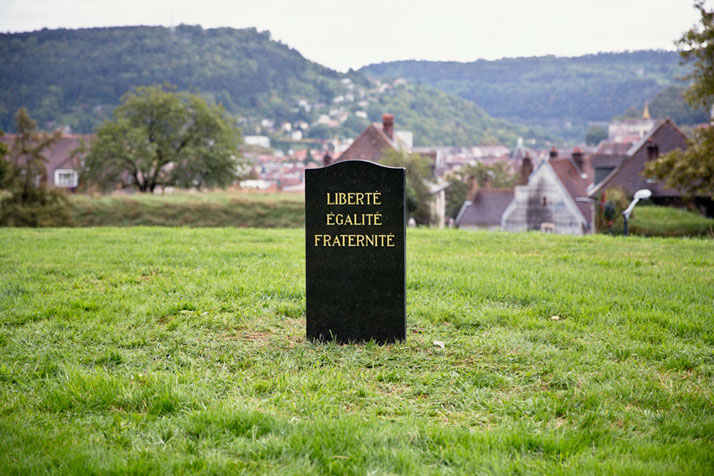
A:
333;112;696;235
456;119;690;234
2;111;699;235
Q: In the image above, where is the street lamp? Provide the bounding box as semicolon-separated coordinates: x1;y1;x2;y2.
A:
622;189;652;236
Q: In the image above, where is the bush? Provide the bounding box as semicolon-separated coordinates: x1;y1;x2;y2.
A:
594;186;629;234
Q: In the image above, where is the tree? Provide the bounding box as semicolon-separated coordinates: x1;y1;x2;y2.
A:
678;2;714;109
645;127;714;198
585;125;607;146
379;149;434;225
0;108;71;226
644;2;714;200
84;85;244;193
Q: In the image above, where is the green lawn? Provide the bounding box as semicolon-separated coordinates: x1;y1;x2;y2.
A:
1;228;713;474
627;205;714;237
69;192;305;227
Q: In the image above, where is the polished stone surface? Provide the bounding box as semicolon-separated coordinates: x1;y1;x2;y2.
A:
305;160;406;343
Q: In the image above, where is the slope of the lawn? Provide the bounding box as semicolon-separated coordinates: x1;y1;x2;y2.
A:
0;228;712;475
69;192;305;228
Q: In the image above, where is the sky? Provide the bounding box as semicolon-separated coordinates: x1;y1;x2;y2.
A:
0;0;704;72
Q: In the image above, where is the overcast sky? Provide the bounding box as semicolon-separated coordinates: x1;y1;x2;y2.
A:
1;0;703;71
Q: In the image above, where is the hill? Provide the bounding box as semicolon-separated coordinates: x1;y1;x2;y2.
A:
1;228;712;473
0;25;357;133
361;51;690;140
0;25;549;147
358;83;552;146
618;85;709;126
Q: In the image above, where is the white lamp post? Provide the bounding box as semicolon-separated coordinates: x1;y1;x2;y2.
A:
622;189;652;236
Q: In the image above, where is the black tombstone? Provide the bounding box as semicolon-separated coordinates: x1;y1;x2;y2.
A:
305;160;406;344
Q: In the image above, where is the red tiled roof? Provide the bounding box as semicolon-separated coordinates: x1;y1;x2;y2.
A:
336;123;395;162
549;157;592;224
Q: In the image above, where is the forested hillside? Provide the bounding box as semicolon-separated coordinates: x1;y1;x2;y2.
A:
368;84;549;146
0;25;359;133
0;25;552;146
619;85;709;125
361;51;685;122
4;27;693;146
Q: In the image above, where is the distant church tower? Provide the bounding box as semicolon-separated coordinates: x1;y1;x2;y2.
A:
642;101;650;120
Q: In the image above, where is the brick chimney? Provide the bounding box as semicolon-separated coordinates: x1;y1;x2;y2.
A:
382;113;394;140
519;152;533;185
549;146;558;159
572;147;584;172
467;175;479;200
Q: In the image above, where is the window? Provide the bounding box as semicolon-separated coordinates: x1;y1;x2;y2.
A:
594;167;615;185
646;143;659;160
540;222;555;233
54;169;78;188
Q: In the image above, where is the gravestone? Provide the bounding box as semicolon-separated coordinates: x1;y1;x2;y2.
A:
305;160;406;344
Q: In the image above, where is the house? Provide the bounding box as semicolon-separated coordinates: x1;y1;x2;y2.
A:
455;154;532;231
588;119;688;203
455;175;515;231
336;114;410;162
0;133;91;190
502;151;593;235
608;103;656;142
590;140;635;187
335;114;449;227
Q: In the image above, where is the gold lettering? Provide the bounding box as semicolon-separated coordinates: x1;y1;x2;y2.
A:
326;191;383;206
315;233;399;247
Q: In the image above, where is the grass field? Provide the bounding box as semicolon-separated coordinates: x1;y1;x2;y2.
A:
626;205;714;237
69;191;305;227
1;228;713;474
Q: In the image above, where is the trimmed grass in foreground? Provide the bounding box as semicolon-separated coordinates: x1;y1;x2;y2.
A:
1;228;713;474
